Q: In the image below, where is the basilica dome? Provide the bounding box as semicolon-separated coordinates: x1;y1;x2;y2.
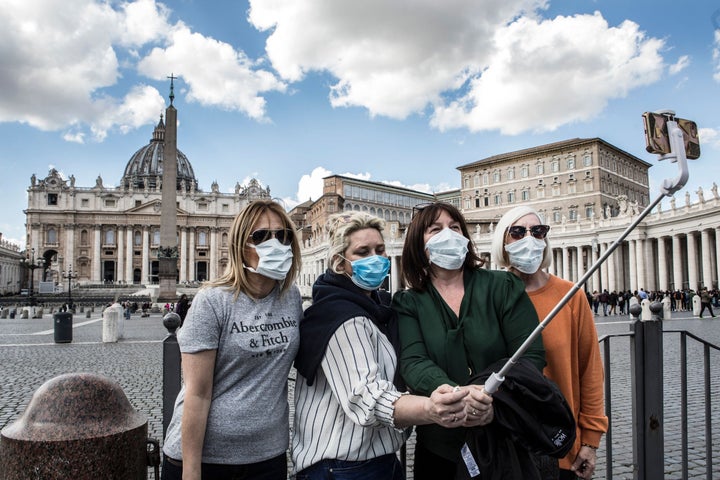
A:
121;116;198;192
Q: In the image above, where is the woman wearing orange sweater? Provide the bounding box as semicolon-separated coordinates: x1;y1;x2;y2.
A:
491;205;608;480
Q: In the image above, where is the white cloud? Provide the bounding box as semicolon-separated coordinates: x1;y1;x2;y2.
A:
0;0;285;141
249;0;546;119
250;2;666;134
137;25;286;120
296;166;333;203
699;127;720;149
432;13;665;134
669;55;690;75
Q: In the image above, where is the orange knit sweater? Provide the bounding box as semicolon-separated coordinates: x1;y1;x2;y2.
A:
527;275;609;470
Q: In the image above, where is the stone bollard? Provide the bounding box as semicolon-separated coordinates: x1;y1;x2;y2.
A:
0;309;7;319
102;303;124;343
20;309;28;319
692;295;701;317
661;295;672;320
0;372;155;479
86;309;91;319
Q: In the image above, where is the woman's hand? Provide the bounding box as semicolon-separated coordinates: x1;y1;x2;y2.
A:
571;445;597;479
425;384;468;428
459;384;494;427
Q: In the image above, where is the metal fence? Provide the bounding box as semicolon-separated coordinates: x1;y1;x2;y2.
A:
599;302;720;479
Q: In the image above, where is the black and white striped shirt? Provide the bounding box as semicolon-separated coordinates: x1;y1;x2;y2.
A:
291;316;408;473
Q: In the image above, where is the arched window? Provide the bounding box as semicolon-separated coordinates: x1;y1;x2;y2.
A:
105;229;115;245
81;230;88;246
47;228;57;244
198;231;207;246
134;231;142;246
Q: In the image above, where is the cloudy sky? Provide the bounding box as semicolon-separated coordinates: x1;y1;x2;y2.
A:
1;0;718;247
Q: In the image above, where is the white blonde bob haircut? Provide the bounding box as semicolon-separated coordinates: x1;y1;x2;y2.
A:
490;205;552;270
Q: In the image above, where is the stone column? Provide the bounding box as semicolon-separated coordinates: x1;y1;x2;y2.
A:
576;246;585;285
117;226;125;284
701;229;713;289
179;228;187;283
142;227;150;285
687;232;699;291
636;238;647;292
390;255;400;294
64;224;75;272
672;234;684;290
210;227;218;280
92;225;101;283
188;228;196;282
591;243;600;293
628;239;637;292
600;243;609;292
125;228;133;283
715;227;720;289
657;237;669;292
607;244;616;294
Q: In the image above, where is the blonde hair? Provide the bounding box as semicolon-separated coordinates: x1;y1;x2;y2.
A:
490;205;552;270
205;200;301;296
326;212;385;273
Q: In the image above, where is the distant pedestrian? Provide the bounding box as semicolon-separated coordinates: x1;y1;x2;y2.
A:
174;294;190;325
699;288;716;318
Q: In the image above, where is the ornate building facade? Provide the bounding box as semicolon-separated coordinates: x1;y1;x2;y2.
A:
24;117;272;291
294;139;719;298
0;234;23;296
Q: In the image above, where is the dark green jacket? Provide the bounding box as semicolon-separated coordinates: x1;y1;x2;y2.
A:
392;268;545;461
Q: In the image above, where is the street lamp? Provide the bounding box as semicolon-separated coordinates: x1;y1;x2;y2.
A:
22;248;45;307
62;265;78;312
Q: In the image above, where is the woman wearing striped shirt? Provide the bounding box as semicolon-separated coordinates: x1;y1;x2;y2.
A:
292;212;471;480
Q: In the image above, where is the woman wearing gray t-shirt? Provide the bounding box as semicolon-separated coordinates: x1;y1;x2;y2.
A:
162;200;303;480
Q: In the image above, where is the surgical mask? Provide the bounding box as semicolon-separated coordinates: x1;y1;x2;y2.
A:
425;228;469;270
504;236;546;274
346;255;390;291
245;238;293;280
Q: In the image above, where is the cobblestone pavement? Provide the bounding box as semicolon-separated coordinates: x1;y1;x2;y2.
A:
1;309;720;479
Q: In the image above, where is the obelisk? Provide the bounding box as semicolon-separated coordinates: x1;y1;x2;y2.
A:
157;75;178;302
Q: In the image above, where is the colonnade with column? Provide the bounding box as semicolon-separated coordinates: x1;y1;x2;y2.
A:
28;223;230;286
540;226;719;294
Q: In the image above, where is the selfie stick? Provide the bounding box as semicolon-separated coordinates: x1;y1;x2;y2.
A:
483;111;694;395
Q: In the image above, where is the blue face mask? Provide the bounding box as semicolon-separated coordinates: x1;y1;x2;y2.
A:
346;255;390;291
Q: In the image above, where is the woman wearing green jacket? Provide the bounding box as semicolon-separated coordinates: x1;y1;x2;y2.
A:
392;202;545;480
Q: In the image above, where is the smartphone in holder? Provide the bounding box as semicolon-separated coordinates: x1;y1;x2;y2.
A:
642;111;700;159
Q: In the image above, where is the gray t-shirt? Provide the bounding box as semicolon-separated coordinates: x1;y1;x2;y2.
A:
163;284;301;464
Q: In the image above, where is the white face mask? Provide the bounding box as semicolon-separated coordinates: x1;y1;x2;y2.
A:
504;236;546;274
245;238;293;280
425;228;469;270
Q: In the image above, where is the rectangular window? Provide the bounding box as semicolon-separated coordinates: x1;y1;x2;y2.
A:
47;193;58;205
81;199;89;207
104;199;116;207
